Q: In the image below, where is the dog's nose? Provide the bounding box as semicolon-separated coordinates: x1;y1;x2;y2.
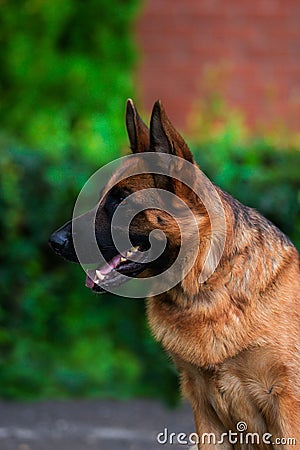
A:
49;220;79;262
48;229;69;254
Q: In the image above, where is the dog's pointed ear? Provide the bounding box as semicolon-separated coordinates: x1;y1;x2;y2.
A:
126;99;150;153
150;100;194;163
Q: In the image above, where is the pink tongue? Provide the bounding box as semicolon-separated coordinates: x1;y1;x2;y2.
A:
99;254;121;275
85;254;122;288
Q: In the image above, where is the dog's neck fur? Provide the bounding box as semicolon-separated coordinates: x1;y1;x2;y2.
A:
147;189;300;368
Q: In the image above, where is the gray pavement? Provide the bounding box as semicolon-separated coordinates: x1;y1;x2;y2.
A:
0;399;195;450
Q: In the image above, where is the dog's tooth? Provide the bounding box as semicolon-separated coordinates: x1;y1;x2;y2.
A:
120;257;127;263
132;246;139;252
126;251;133;258
96;270;105;281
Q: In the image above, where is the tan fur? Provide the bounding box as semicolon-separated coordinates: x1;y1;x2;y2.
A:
126;101;300;449
147;208;300;448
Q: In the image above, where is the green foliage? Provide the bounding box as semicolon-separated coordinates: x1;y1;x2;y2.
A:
191;116;300;252
0;0;179;403
189;73;300;252
0;0;139;162
0;141;178;403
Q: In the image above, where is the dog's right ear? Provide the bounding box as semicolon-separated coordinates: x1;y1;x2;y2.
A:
126;99;150;153
150;100;194;164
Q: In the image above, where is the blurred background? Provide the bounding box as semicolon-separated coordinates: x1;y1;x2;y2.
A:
0;0;300;408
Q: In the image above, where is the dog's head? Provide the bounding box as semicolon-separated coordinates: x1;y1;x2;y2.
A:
49;100;206;294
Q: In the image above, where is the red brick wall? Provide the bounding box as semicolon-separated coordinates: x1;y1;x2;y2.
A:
136;0;300;131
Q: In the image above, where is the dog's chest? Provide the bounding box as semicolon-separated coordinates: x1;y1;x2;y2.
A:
202;366;266;432
176;350;284;440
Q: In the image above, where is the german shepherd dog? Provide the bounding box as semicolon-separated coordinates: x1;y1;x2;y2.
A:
49;100;300;449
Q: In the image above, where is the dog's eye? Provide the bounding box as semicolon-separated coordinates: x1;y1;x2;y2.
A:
118;194;127;204
105;191;127;213
114;188;131;205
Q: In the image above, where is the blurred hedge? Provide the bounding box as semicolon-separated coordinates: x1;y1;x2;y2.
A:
190;104;300;252
0;142;178;401
0;0;179;402
193;141;300;251
0;0;139;163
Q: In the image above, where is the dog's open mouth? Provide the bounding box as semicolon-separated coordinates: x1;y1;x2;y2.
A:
85;245;148;293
